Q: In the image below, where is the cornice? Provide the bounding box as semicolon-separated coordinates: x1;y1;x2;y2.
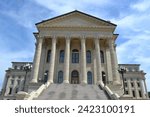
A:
38;26;115;32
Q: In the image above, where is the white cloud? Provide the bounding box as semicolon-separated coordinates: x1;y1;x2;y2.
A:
1;0;150;92
131;0;150;12
116;34;150;91
34;0;110;14
0;50;34;89
111;1;150;91
1;10;33;28
0;1;50;29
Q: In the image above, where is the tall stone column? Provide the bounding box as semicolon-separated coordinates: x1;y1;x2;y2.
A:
143;79;149;99
106;47;113;83
95;38;102;83
93;51;97;84
133;80;139;99
31;37;43;83
109;39;120;85
139;80;145;99
63;37;70;83
48;37;57;83
81;37;87;84
127;79;132;96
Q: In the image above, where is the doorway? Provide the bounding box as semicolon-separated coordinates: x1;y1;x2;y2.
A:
71;70;79;84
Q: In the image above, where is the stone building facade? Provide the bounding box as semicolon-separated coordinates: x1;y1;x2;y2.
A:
1;62;32;100
0;10;149;100
119;64;148;99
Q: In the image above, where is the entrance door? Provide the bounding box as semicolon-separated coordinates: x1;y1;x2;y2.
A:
71;70;79;84
102;71;106;85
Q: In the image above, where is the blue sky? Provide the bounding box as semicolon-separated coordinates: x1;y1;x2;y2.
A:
0;0;150;91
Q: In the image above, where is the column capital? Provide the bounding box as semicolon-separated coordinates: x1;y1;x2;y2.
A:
81;38;86;43
108;39;115;46
36;36;43;43
65;36;71;41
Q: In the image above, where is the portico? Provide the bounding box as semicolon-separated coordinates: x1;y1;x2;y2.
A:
31;35;120;85
30;10;121;88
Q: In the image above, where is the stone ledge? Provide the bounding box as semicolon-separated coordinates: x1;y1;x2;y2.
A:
119;95;133;100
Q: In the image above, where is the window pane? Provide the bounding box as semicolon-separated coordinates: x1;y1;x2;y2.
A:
72;70;79;77
59;50;64;63
86;50;91;63
47;50;51;62
9;88;12;95
72;49;79;63
87;71;92;84
11;80;14;85
100;50;104;63
58;71;63;83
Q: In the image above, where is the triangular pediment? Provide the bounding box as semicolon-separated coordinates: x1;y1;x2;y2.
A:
36;10;116;28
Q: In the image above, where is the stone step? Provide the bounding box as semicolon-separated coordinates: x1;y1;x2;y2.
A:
36;84;110;100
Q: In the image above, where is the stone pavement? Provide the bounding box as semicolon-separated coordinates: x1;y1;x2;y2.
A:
36;84;110;100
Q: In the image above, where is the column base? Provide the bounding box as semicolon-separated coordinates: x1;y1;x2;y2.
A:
81;80;87;84
45;81;51;87
113;80;121;85
97;80;102;84
48;80;53;84
63;80;69;84
16;91;30;100
30;79;38;83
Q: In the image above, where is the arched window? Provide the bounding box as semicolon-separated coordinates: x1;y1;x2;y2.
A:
86;50;91;63
71;70;79;84
71;70;79;77
46;50;51;62
59;50;64;63
100;50;104;63
72;49;79;63
87;71;93;84
58;71;63;84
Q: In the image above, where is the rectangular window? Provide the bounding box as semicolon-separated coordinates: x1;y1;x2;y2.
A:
139;90;142;97
125;83;128;87
72;53;79;63
16;88;19;93
132;90;135;97
46;50;51;63
125;91;129;94
137;82;140;87
131;82;134;87
17;80;20;85
11;80;14;85
8;88;12;95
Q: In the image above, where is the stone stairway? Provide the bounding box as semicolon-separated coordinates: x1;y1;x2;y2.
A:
36;84;110;100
